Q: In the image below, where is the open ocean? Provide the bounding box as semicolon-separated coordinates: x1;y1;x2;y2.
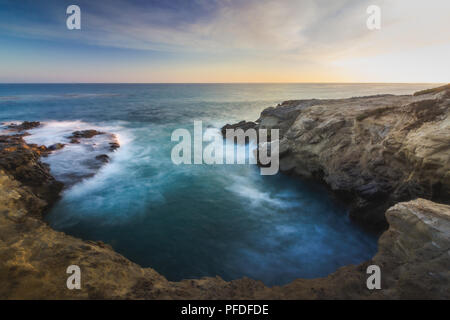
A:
0;83;436;285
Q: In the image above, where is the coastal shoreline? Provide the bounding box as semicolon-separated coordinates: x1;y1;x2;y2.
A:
223;84;450;231
0;85;449;299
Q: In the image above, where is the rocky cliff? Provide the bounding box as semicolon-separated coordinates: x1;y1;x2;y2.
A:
1;85;449;299
224;84;450;229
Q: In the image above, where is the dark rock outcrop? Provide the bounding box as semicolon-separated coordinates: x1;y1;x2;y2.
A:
48;143;65;151
221;121;257;136
95;154;110;163
7;121;41;132
69;130;104;144
67;129;120;153
109;141;120;151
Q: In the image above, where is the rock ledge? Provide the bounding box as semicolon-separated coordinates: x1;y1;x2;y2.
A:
1;87;449;300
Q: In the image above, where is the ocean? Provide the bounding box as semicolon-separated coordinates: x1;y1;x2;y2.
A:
0;83;435;286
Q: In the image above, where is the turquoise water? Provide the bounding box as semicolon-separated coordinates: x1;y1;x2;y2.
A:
0;83;434;285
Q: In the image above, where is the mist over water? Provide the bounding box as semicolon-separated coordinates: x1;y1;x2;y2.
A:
0;83;434;285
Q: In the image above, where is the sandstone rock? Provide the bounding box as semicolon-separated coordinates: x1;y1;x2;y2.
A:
1;85;449;299
370;199;450;299
0;134;63;211
1;170;447;299
227;86;450;229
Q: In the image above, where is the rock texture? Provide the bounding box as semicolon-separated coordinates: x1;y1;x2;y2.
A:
221;121;257;136
370;199;450;299
68;130;104;144
1;83;450;300
225;86;450;229
255;198;450;300
0;134;63;214
7;121;41;132
1;159;448;299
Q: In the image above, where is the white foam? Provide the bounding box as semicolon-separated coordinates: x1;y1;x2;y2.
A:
22;120;131;186
225;175;298;210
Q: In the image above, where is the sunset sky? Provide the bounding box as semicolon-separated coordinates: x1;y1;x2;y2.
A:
0;0;449;83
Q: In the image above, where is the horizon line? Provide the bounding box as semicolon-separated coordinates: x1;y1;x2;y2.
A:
0;81;446;85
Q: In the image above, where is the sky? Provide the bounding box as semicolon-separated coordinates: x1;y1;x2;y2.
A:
0;0;449;83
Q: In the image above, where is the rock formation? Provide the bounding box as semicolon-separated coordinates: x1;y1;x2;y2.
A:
0;134;63;213
7;121;41;132
221;120;257;136
68;130;105;144
1;85;449;299
48;143;65;151
1;154;448;299
223;86;450;230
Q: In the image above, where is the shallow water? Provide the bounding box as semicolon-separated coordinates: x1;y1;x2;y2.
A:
0;83;436;285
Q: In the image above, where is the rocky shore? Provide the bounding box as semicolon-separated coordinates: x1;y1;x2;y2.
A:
224;84;450;230
0;85;449;299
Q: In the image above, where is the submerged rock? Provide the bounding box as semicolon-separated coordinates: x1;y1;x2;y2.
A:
95;154;110;163
48;143;65;151
1;122;120;187
58;129;119;185
109;141;120;151
69;129;104;144
67;129;120;154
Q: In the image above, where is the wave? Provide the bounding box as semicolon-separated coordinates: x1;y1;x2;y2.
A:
0;96;19;101
23;120;129;187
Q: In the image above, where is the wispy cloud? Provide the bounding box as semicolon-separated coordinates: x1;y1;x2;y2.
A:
0;0;448;82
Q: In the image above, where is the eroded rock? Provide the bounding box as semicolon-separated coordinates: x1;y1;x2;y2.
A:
69;130;104;144
225;86;450;229
1;84;449;299
371;199;450;299
48;143;65;151
221;121;257;136
0;134;63;212
95;154;110;163
7;121;41;132
109;141;120;151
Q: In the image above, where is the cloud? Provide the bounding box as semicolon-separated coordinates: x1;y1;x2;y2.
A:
1;0;448;82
